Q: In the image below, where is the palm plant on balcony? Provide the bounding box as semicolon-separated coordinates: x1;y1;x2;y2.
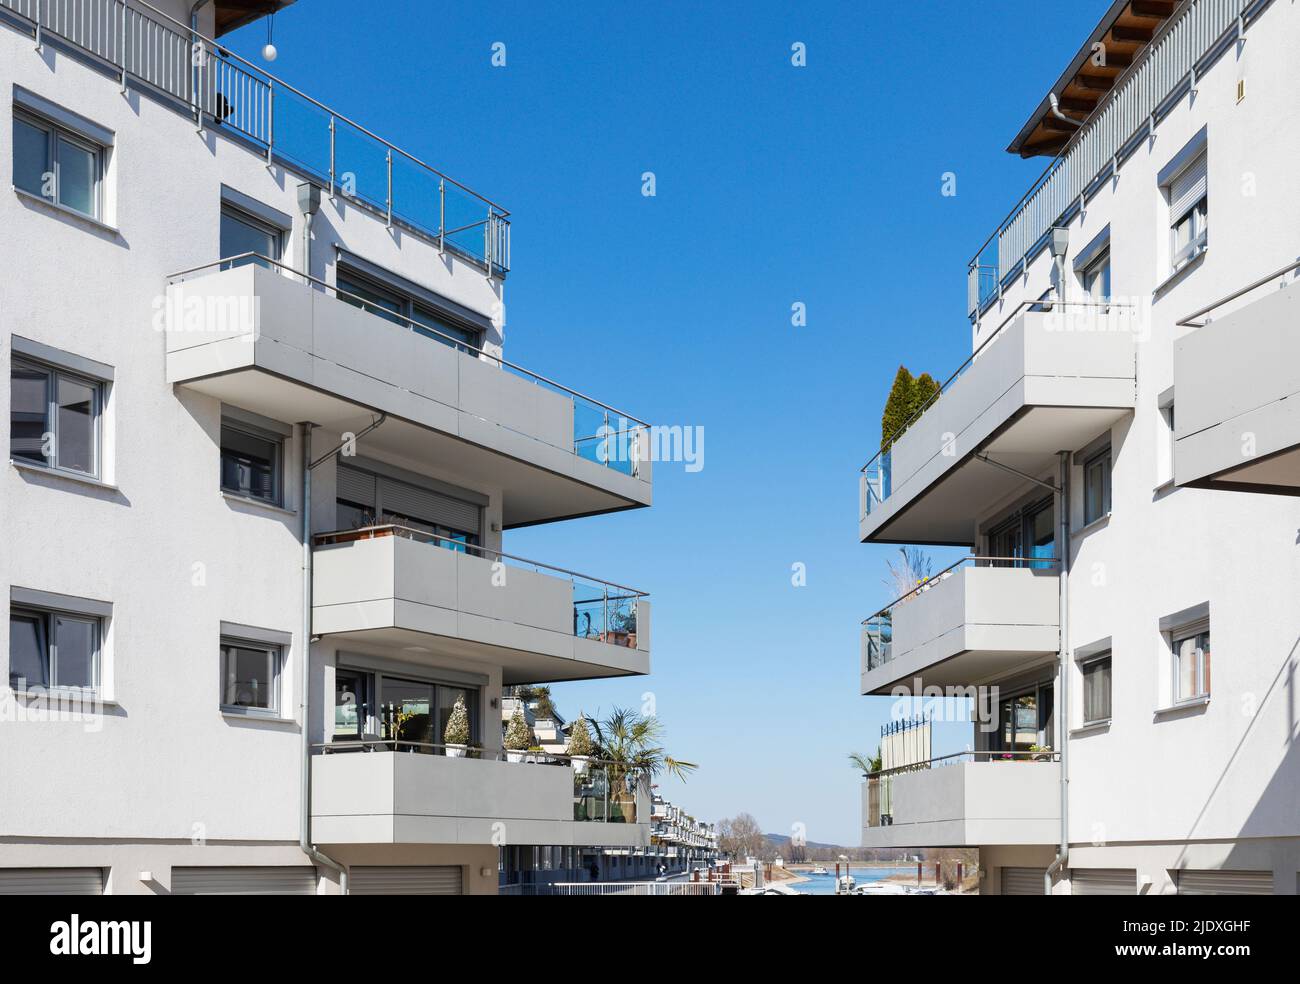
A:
566;714;596;775
443;694;471;759
503;708;534;763
591;707;697;823
847;748;883;776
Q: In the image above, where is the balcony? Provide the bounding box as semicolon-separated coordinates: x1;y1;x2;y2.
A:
862;752;1060;849
1174;265;1300;495
0;0;508;273
165;262;652;526
311;747;651;848
860;558;1059;696
312;526;650;684
860;306;1135;545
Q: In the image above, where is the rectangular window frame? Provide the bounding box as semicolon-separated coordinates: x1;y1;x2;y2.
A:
1169;619;1211;705
335;265;483;354
9;605;102;695
1079;651;1112;726
1170;196;1208;272
10;356;103;479
1081;247;1111;305
13;108;105;220
219;419;284;506
333;664;481;749
219;203;285;271
1083;445;1112;525
219;636;283;717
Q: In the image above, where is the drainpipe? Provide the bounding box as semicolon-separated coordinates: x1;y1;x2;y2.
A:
299;422;348;894
1048;92;1082;129
1046;450;1071;895
297;183;321;284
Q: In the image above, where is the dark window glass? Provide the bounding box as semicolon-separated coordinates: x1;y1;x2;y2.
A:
1084;448;1112;524
221;425;279;503
336;274;405;327
412;306;478;353
13;116;50;198
10;363;49;465
53;614;96;689
220;207;281;269
9;611;49;690
334;669;372;739
1082;654;1112;723
381;678;435;745
221;642;278;711
56;136;96;215
56;375;95;474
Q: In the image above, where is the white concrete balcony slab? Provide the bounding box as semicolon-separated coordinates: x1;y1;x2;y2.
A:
311;751;651;847
860;561;1059;696
861;758;1060;849
860;309;1136;545
164;262;651;527
1174;278;1300;495
312;527;650;684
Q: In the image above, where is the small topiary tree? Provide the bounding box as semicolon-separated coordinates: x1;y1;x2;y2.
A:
567;715;596;757
881;366;941;451
504;708;534;751
443;694;470;746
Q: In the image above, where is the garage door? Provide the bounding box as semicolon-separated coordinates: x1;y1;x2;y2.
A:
350;866;463;895
1002;867;1048;895
1072;868;1136;895
171;866;317;895
0;867;103;894
1177;870;1273;895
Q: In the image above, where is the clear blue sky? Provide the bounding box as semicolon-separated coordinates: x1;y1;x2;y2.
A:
227;0;1103;845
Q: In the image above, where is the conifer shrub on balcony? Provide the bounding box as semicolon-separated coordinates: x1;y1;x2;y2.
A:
504;708;534;757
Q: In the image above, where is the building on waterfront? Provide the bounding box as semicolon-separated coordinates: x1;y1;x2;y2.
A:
858;0;1300;895
1;0;656;894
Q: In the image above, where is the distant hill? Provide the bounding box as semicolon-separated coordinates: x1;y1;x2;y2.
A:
764;832;845;851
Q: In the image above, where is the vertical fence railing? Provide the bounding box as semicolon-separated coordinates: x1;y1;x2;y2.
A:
971;0;1259;296
0;0;510;274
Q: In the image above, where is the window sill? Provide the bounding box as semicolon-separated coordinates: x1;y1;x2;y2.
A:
13;186;120;236
1154;248;1207;297
1072;512;1111;539
1070;719;1111;737
11;459;120;493
1153;695;1210;719
10;688;117;707
221;490;297;517
221;709;297;726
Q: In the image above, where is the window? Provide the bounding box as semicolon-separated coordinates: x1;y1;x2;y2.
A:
220;206;282;270
10;358;102;477
9;606;100;694
1081;248;1111;304
220;638;281;715
220;421;282;504
1083;446;1112;524
335;463;481;549
336;268;481;354
1167;150;1207;273
987;497;1054;568
1081;652;1112;724
335;669;480;749
13;110;103;219
1172;623;1210;703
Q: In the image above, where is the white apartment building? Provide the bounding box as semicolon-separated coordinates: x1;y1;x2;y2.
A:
858;0;1300;895
0;0;656;895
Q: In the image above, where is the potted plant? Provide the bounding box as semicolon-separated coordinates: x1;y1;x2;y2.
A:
443;693;470;758
503;708;533;763
567;715;596;775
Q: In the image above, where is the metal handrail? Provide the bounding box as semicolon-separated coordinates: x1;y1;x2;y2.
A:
313;523;648;598
167;253;651;430
861;555;1061;625
1176;257;1300;327
864;749;1061;780
860;299;1130;474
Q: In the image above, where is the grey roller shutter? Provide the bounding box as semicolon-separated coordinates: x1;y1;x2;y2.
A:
1177;869;1272;895
378;477;480;535
1002;867;1047;895
349;865;463;895
337;465;377;508
170;866;317;895
0;867;103;894
1169;152;1207;221
1071;868;1135;895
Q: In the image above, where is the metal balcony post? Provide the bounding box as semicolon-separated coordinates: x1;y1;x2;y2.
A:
386;150;393;228
34;0;42;51
265;79;274;166
602;585;609;642
119;2;128;93
328;116;335;198
438;179;445;253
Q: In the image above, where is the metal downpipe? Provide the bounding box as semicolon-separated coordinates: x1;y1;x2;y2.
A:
1046;450;1070;894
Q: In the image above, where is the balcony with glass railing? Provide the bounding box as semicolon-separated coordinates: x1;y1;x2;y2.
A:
312;525;650;684
860;556;1060;696
0;0;509;273
311;743;651;848
859;302;1135;545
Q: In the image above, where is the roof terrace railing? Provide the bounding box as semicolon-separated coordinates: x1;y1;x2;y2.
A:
0;0;510;273
168;254;649;477
966;0;1267;318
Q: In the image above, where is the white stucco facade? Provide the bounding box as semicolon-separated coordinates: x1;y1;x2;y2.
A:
860;0;1300;895
0;0;652;895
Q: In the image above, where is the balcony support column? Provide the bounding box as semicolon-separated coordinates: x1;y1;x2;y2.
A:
1047;449;1071;895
